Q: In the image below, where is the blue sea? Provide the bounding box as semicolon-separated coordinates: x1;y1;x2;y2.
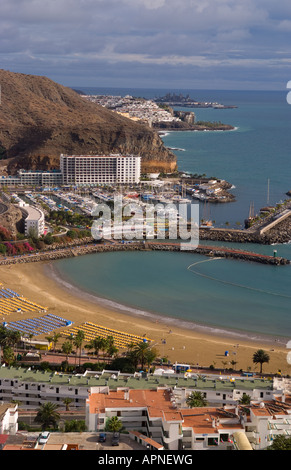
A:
55;88;291;343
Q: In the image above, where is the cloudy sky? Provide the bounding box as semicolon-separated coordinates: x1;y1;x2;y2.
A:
1;0;291;90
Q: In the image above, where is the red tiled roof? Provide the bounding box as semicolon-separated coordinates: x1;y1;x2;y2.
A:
88;388;179;419
0;434;8;444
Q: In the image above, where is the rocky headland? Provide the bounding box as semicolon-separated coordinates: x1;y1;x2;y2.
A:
0;70;177;174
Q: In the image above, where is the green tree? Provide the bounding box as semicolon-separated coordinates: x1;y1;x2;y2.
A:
85;336;105;362
268;435;291;450
106;416;123;433
131;341;152;370
0;326;18;363
0;243;7;254
73;330;85;367
238;394;251;405
52;333;61;351
35;402;60;430
5;329;21;351
144;347;158;369
3;346;15;366
186;391;208;408
64;420;86;432
62;341;73;367
252;349;270;374
62;397;73;411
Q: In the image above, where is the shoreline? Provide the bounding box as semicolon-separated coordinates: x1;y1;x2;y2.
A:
48;262;286;345
1;260;290;375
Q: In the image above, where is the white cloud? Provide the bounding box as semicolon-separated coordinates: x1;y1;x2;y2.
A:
0;0;291;89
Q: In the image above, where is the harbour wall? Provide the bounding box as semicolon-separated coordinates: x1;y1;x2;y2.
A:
198;226;291;245
0;239;288;266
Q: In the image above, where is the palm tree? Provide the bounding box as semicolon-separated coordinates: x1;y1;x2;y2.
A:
106;416;123;433
132;341;152;370
45;335;54;348
126;342;135;355
144;347;158;369
100;337;109;361
252;349;270;374
61;341;73;369
186;391;208;408
239;394;251;405
3;346;15;366
107;343;119;358
6;329;21;351
73;330;85;367
0;327;21;363
0;326;15;362
85;336;104;362
62;397;73;411
0;326;6;362
106;335;115;349
35;402;60;430
52;333;61;352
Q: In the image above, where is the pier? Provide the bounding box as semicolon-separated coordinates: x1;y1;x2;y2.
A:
144;242;289;265
257;209;291;235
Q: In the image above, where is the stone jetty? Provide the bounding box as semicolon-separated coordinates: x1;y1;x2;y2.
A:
0;239;289;266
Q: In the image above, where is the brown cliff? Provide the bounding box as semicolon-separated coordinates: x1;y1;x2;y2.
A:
0;70;176;174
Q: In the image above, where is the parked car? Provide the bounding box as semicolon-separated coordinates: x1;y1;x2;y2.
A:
99;433;106;442
111;432;120;446
38;431;50;445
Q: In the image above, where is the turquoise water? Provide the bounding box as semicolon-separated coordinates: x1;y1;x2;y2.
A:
54;249;291;341
54;89;291;342
161;93;291;227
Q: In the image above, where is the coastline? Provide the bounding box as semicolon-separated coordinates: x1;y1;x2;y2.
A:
1;261;290;375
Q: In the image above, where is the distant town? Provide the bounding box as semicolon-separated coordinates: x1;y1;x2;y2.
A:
80;92;236;130
81;93;184;127
154;92;238;109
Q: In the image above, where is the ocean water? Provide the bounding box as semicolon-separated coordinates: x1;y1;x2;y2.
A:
55;88;291;341
80;87;291;227
54;249;291;342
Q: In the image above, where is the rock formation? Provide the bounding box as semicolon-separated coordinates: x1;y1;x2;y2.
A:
0;70;177;174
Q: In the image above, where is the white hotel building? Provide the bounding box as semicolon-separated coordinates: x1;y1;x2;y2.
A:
60;154;141;185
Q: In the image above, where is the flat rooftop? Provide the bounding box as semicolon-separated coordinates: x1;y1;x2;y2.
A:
22;205;44;221
0;366;273;391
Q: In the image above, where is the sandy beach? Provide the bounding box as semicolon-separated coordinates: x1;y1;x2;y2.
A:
1;261;290;375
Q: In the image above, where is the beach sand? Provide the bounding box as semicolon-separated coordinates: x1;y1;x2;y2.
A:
1;261;290;375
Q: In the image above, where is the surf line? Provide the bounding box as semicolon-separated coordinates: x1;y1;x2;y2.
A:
187;257;291;299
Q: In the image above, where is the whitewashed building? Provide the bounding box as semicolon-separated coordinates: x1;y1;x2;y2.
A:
22;205;45;237
0;403;18;435
60;154;141;185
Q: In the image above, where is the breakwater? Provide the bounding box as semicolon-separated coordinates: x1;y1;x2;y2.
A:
145;242;289;265
199;226;291;245
0;239;289;266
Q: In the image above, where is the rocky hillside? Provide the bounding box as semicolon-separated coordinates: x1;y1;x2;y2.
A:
0;70;176;174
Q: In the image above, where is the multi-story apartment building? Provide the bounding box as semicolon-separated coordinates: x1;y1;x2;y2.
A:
21;205;45;237
60;154;141;185
1;366;290;450
0;154;141;187
85;387;245;450
0;170;62;187
86;386;291;451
